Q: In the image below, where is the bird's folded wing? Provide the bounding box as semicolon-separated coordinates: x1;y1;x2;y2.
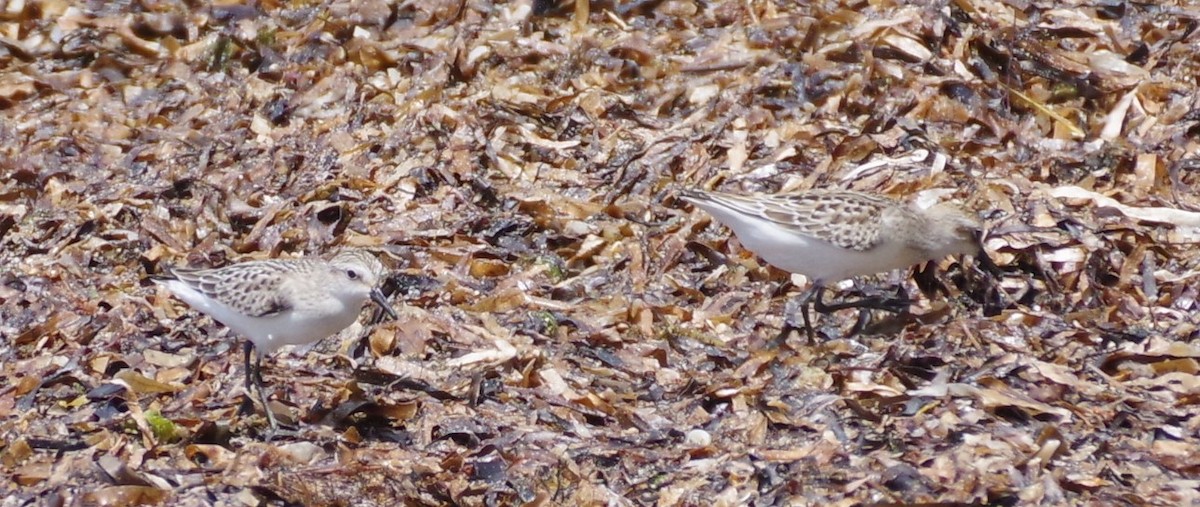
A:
166;266;292;318
746;192;892;252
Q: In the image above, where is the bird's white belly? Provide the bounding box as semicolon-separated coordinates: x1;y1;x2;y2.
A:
164;281;360;355
238;306;360;355
718;215;919;283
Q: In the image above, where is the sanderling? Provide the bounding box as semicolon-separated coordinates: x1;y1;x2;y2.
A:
154;249;398;432
679;188;992;341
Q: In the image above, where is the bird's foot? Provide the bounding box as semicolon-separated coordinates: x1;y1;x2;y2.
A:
262;421;299;442
774;297;820;346
872;295;914;315
847;307;873;337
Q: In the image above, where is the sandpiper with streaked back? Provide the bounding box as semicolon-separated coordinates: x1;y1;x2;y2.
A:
679;188;992;341
154;249;398;432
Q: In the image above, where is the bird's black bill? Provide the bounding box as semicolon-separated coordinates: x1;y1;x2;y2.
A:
371;287;399;320
975;248;1003;276
970;229;1000;275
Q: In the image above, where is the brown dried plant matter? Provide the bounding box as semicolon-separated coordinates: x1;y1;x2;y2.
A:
2;0;1200;506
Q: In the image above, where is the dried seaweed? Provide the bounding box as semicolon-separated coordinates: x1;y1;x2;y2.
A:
2;0;1200;505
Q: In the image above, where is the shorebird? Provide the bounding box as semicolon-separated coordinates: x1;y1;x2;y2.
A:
680;188;993;341
154;249;398;432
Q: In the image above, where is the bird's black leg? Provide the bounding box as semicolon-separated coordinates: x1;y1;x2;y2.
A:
816;287;912;315
243;341;254;391
769;283;823;346
809;282;913;337
243;341;279;434
779;281;915;344
799;284;824;344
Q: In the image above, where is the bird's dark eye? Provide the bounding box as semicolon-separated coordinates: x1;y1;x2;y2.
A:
346;269;359;280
